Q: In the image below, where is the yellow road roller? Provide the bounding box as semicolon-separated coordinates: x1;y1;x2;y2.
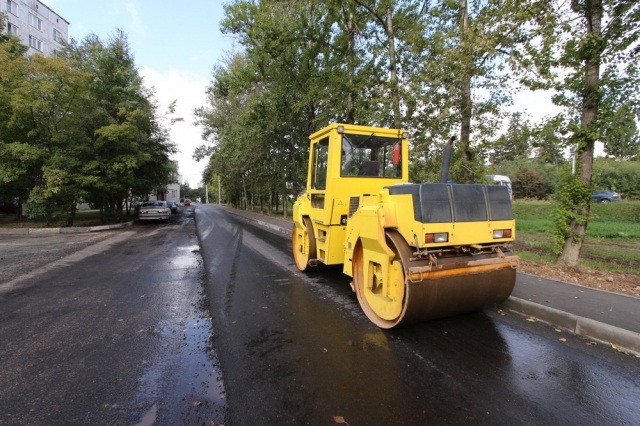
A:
292;123;518;328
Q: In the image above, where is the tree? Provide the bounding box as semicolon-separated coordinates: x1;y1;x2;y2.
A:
62;31;176;222
6;54;92;224
0;18;32;203
492;112;532;165
414;0;548;183
541;0;640;266
601;103;639;160
1;27;176;225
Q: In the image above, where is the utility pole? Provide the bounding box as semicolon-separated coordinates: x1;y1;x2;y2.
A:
205;184;208;204
218;175;221;205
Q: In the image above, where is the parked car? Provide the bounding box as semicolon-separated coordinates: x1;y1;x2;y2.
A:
167;200;178;214
0;200;18;215
184;199;191;206
138;201;171;223
591;190;621;203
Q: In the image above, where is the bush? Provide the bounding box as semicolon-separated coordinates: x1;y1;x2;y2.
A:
592;158;640;200
512;167;548;199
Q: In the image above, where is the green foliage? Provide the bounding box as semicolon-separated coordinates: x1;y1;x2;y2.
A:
512;167;549;200
491;113;532;165
201;0;551;198
589;200;640;223
180;182;193;200
550;171;592;255
592;158;640;199
508;0;639;265
514;200;640;222
0;30;176;225
601;102;640;160
530;116;569;166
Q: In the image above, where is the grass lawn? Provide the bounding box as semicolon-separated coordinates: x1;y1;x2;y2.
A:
513;200;640;274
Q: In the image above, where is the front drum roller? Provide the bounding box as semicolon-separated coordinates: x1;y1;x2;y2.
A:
292;216;317;271
353;230;517;329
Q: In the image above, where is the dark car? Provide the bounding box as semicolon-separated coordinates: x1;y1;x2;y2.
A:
167;200;178;214
591;190;621;203
0;201;18;215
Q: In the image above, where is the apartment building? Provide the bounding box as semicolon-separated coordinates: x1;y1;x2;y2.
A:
149;161;181;203
2;0;68;56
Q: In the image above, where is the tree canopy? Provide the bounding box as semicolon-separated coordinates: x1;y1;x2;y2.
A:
0;24;177;224
195;0;638;265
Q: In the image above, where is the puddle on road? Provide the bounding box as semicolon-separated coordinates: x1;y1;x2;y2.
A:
133;312;227;425
132;242;226;425
165;246;201;270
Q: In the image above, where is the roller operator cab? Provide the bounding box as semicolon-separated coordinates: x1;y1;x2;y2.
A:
292;124;519;329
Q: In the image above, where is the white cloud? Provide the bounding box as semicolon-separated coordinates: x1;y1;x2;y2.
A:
512;89;563;122
140;66;210;185
124;2;146;36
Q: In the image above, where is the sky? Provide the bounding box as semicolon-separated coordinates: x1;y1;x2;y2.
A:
39;1;599;187
41;0;235;187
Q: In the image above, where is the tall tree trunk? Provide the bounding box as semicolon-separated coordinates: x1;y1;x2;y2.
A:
242;174;248;210
459;0;473;183
285;131;298;212
346;10;356;123
557;0;602;267
386;6;401;129
66;201;76;227
307;0;317;134
283;190;288;219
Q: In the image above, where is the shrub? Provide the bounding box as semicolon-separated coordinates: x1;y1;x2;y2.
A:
592;159;640;200
512;167;548;199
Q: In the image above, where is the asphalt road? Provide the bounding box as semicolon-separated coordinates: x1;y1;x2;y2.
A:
196;204;640;426
0;208;226;425
1;205;639;425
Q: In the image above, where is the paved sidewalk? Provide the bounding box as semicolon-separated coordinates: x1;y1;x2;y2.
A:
215;205;640;355
0;221;134;235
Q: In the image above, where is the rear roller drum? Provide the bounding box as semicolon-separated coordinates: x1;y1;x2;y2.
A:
292;216;317;272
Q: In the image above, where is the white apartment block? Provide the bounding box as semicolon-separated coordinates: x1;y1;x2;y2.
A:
2;0;69;56
166;160;181;203
149;161;181;203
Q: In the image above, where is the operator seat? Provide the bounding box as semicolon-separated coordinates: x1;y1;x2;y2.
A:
358;161;379;177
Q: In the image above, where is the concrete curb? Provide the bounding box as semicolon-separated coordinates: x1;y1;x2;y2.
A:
0;221;135;236
249;218;290;235
223;209;290;236
501;297;640;355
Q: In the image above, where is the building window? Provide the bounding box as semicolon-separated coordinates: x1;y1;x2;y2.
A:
7;0;19;16
53;28;64;43
29;35;42;51
29;13;43;31
7;22;19;36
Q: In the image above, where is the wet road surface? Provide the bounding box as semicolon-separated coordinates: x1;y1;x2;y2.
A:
0;208;225;425
196;205;640;426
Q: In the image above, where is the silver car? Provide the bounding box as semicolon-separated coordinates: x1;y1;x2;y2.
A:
138;201;171;223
